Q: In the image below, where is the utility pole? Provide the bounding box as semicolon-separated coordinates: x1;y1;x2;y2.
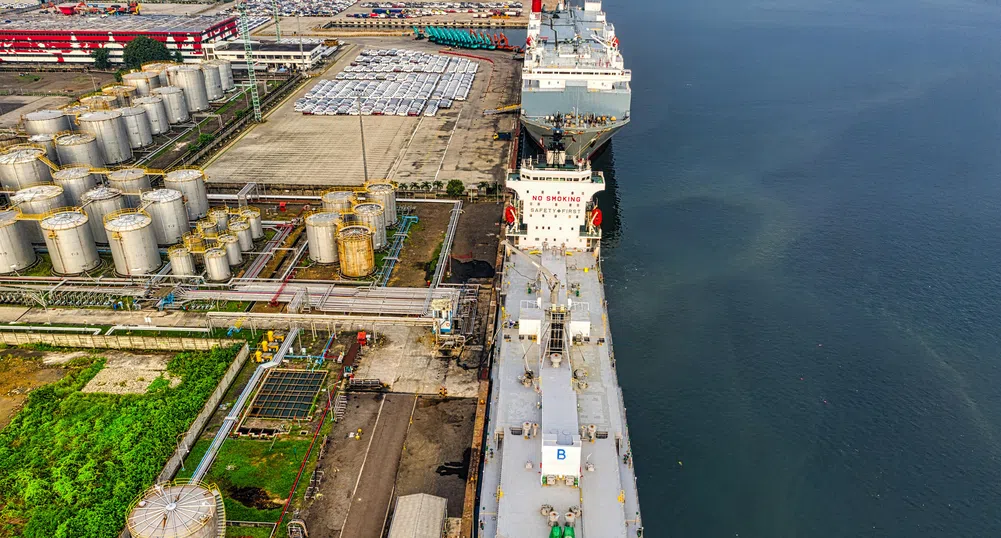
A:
355;89;369;182
237;1;262;122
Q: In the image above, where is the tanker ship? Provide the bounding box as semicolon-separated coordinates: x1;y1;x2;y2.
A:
521;0;631;162
478;135;643;537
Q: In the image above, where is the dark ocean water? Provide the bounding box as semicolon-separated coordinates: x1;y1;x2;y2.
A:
594;1;1001;536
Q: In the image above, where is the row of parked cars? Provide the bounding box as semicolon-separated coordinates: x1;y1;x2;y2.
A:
297;97;454;116
230;0;357;17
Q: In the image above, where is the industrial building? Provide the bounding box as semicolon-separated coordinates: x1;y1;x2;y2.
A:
387;494;448;538
0;15;239;64
210;41;335;71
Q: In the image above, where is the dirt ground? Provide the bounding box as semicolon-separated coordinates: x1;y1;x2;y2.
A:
0;350;67;427
390;202;452;287
393;397;476;517
0;71;115;95
80;352;180;394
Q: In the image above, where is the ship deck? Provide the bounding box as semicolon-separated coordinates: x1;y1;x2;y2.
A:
478;248;643;537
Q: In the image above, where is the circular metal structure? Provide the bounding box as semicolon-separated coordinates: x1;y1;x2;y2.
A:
182;231;205;252
168;245;196;276
22;109;71;136
352;202;387;251
0;208;37;273
218;233;242;266
52;166;98;206
80;94;119;110
0;147;53;190
366;182;397;226
77;110;133;164
142;62;175;86
204;59;235;92
27;133;59;163
122;71;162;97
117;106;154;148
102;84;137;106
305;211;340;264
203;248;231;282
163;168;209;220
81;186;127;243
338;225;376;277
40;209;100;275
152;87;191;124
208;207;229;231
134;96;170;135
54;132;105;168
167;65;210;113
321;190;356;213
229;219;253;251
60;103;91;117
197;218;217;238
127;480;223;538
200;63;224;101
0;132;21;151
105;209;162;276
107;167;151;206
12;184;66;243
141;188;190;246
239;207;264;240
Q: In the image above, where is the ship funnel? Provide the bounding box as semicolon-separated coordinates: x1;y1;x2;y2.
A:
532;0;542;12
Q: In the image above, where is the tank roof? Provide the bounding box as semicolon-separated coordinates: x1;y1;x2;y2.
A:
153;86;183;95
55;132;97;145
367;182;394;191
204;248;226;258
354;202;384;214
339;224;371;237
78;110;123;121
13;184;63;202
116;106;146;117
0;147;43;164
142;188;183;202
53;166;92;180
105;211;151;231
41;210;88;230
323;190;356;201
127;482;218;538
168;64;202;73
0;209;18;226
217;233;237;243
80;95;117;106
165;168;204;182
229;220;250;230
168;245;190;256
123;71;158;81
103;85;135;93
134;96;164;105
28;133;55;142
240;206;261;216
306;211;341;226
83;186;123;201
108;168;146;181
23;109;64;121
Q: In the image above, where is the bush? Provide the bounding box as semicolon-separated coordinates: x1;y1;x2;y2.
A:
446;179;465;196
90;49;111;69
122;36;172;70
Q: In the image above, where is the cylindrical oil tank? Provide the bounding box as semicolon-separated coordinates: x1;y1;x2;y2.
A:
52;166;98;206
338;225;376;277
218;233;242;266
204;59;235;92
305;211;340;264
133;96;170;135
0;208;37;273
60;103;90;118
102;85;137;106
81;185;127;243
142;62;174;86
127;480;222;538
141;188;190;245
117;107;154;149
27;134;59;164
240;207;264;240
54;132;105;168
366;182;397;226
23;109;71;136
12;184;66;243
352;202;387;250
104;209;161;276
208;207;229;231
0;147;53;190
196;218;218;238
163;168;209;219
151;87;190;124
0;132;22;151
168;245;196;276
200;63;224;101
182;231;205;251
229;219;253;251
80;94;119;110
121;71;161;97
167;65;210;112
77;111;132;164
107;167;151;206
203;248;231;282
321;190;356;212
41;209;100;275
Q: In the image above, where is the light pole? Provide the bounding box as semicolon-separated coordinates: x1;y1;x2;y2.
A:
355;89;369;183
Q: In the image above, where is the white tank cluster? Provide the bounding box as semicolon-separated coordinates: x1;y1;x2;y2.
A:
167;65;211;113
126;480;224;538
162;204;265;279
305;183;397;277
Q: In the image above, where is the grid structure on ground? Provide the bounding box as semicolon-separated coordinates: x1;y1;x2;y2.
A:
247;369;327;420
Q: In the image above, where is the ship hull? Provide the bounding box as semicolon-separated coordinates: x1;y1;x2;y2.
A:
522;116;628;160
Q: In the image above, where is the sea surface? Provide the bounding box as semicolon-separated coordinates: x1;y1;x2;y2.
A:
595;0;1001;536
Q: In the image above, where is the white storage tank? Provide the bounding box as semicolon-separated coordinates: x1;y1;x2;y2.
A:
80;94;119;110
107;167;151;206
81;185;127;243
204;59;235;92
141;188;190;245
366;181;397;226
52;166;98;206
12;184;66;243
239;206;264;240
22;109;72;136
151;87;191;124
321;190;356;212
0;208;37;274
27;134;59;164
167;65;210;112
305;211;340;264
229;218;253;251
196;218;217;238
163;168;209;219
54;132;105;168
127;480;224;538
60;103;90;118
0;147;53;190
218;233;242;266
41;209;100;275
201;63;224;101
102;85;137;107
77;110;133;164
133;96;170;135
208;206;229;231
121;71;162;97
338;225;376;277
352;202;387;250
142;62;174;86
116;107;154;148
105;209;162;276
203;248;231;282
168;245;196;276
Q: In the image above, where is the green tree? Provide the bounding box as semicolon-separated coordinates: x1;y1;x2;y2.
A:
90;48;111;69
122;36;172;69
446;179;465;196
420;181;431;192
173;50;184;63
432;180;443;192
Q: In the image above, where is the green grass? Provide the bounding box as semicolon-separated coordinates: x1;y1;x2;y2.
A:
21;254;52;276
226;525;275;538
16;74;40;83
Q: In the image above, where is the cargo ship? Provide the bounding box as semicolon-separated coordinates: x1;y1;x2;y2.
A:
478;135;643;537
521;0;631;162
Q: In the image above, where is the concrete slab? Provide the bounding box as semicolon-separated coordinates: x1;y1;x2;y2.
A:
355;324;479;397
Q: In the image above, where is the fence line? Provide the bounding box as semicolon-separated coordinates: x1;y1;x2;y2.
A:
0;332;240;350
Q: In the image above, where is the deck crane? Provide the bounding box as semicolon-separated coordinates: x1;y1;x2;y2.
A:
237;1;262;122
502;239;562;308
